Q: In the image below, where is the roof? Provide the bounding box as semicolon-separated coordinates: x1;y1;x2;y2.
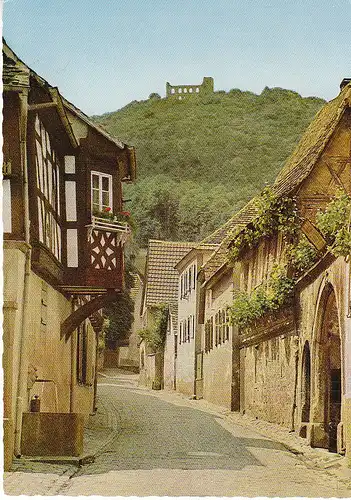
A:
3;39;136;179
175;243;219;270
273;83;351;196
3;43;30;88
144;239;195;308
202;244;229;284
201;84;351;284
201;198;259;245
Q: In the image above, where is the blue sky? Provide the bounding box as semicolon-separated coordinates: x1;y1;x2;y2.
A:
3;0;351;115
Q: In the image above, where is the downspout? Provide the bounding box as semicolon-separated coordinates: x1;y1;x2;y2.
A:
14;89;32;456
92;330;99;414
69;299;77;413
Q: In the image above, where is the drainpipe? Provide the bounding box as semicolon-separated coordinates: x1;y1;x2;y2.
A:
14;89;32;457
69;299;77;413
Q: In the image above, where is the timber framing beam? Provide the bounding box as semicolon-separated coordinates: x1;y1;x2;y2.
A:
61;291;120;339
28;102;57;111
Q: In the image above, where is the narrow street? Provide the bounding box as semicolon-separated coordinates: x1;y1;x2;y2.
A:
4;369;351;497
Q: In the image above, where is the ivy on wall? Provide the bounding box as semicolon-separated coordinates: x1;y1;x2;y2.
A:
227;187;321;330
226;187;299;263
316;190;351;258
229;263;295;329
138;304;169;352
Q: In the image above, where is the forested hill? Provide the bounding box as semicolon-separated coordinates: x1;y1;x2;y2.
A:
94;87;325;246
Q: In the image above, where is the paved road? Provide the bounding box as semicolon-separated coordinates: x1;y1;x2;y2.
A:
4;370;351;496
79;377;285;473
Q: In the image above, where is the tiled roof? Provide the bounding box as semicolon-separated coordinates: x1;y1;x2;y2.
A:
273;83;351;196
202;244;229;283
3;43;30;88
145;239;195;307
201;198;259;245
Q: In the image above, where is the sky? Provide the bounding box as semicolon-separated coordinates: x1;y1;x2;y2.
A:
3;0;351;115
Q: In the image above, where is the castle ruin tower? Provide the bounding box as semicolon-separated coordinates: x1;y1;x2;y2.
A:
166;77;214;99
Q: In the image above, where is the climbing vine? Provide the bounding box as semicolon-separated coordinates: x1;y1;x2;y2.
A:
229;263;295;329
315;190;351;258
286;235;318;274
227;187;299;263
138;304;169;352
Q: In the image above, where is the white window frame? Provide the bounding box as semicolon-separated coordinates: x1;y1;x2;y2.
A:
91;171;113;213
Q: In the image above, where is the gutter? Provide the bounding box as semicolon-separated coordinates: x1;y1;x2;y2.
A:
14;89;32;457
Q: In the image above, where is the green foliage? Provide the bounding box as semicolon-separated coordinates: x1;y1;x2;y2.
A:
149;93;161;100
227;187;299;263
93;88;324;245
316;190;351;258
286;235;318;273
103;291;134;349
102;241;138;348
138;304;169;351
229;264;295;329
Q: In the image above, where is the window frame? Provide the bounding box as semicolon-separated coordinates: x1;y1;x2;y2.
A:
91;170;113;214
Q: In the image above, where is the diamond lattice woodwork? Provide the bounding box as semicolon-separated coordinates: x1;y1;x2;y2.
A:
90;230;119;270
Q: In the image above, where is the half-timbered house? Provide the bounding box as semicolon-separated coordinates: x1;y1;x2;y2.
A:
3;41;136;467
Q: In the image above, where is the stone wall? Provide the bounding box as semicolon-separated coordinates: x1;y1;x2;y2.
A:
241;335;298;427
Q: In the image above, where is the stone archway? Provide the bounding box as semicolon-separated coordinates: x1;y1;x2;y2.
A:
310;285;342;452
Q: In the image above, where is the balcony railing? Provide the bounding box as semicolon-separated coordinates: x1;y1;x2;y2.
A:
87;215;131;235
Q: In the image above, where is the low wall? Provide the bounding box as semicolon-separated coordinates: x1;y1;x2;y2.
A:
21;412;84;456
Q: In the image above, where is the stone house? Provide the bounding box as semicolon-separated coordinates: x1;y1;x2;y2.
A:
3;41;136;467
139;239;194;389
199;80;351;458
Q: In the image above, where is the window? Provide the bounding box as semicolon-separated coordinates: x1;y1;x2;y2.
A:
196;87;200;93
189;88;193;93
183;88;187;93
192;264;196;289
178;88;182;93
35;115;62;261
171;88;175;94
91;171;112;213
225;308;230;341
215;312;219;346
179;321;183;344
192;315;195;339
187;317;191;342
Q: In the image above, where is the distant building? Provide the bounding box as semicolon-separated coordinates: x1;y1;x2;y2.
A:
166;77;214;100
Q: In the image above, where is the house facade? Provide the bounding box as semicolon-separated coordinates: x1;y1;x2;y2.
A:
139;240;194;390
199;80;351;458
3;42;136;467
175;244;218;397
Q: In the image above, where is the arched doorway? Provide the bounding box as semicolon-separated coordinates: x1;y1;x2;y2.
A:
311;286;342;452
301;341;311;424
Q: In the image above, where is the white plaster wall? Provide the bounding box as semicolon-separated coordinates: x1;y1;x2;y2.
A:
176;257;197;396
203;271;233;409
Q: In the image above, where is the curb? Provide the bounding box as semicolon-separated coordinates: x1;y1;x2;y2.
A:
19;454;95;467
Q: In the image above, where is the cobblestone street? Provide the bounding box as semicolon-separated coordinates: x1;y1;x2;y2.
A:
4;369;351;497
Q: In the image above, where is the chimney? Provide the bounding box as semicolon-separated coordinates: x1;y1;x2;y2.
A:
340;78;351;90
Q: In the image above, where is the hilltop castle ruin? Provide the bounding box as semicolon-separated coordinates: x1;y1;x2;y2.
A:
166;77;214;99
